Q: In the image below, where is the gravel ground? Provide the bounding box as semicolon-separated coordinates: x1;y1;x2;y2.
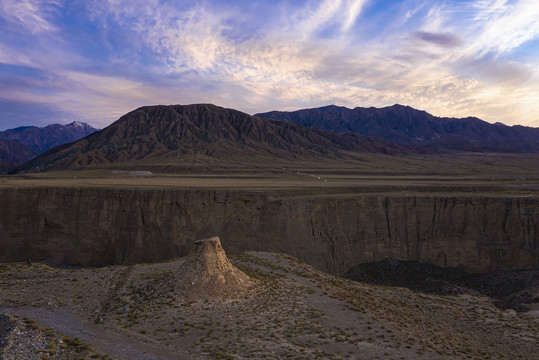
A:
1;254;538;360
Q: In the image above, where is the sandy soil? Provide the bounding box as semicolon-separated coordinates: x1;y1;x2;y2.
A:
1;252;538;360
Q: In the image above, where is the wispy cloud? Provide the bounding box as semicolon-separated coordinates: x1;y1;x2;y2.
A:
0;97;76;130
437;0;539;57
0;0;538;129
0;0;59;34
342;0;367;32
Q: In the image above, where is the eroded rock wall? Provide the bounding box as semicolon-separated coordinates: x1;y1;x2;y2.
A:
0;188;537;274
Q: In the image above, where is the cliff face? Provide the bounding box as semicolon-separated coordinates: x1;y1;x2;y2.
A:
0;188;537;274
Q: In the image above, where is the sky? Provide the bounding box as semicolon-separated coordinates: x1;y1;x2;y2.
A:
0;0;539;130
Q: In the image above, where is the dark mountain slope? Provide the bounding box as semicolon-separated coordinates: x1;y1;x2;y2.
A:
0;139;38;173
15;104;406;173
0;121;99;154
256;104;539;153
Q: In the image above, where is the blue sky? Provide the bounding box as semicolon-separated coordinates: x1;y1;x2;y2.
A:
0;0;538;130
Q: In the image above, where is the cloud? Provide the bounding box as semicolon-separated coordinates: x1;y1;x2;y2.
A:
0;0;60;34
456;58;533;86
342;0;367;32
294;0;367;36
0;62;77;95
412;31;461;47
1;0;539;130
434;0;539;57
0;98;75;130
296;0;343;37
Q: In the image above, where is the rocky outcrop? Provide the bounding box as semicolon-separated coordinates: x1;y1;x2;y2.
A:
0;187;537;274
175;236;252;299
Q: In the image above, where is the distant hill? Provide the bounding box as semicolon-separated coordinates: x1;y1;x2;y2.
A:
0;121;99;154
0;121;98;173
0;139;37;173
256;104;539;153
14;104;407;173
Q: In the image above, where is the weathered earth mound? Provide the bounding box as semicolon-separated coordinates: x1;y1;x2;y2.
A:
175;236;253;299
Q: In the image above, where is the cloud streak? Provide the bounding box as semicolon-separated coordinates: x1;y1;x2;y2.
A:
468;0;539;56
412;31;461;47
0;0;59;34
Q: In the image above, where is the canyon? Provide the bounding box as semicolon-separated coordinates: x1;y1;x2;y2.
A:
1;174;537;275
3;104;536;276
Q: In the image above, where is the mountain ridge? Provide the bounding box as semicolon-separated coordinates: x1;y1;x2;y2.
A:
0;121;99;154
0;139;38;173
0;121;99;173
14;103;407;173
256;104;539;153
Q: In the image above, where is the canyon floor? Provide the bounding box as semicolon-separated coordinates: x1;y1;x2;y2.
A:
1;251;538;360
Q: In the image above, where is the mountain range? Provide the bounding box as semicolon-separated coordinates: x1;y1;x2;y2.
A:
5;103;539;174
0;121;98;153
256;104;539;153
0;139;38;173
0;121;98;173
14;104;403;173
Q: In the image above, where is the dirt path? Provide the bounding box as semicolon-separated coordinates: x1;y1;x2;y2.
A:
0;306;195;360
